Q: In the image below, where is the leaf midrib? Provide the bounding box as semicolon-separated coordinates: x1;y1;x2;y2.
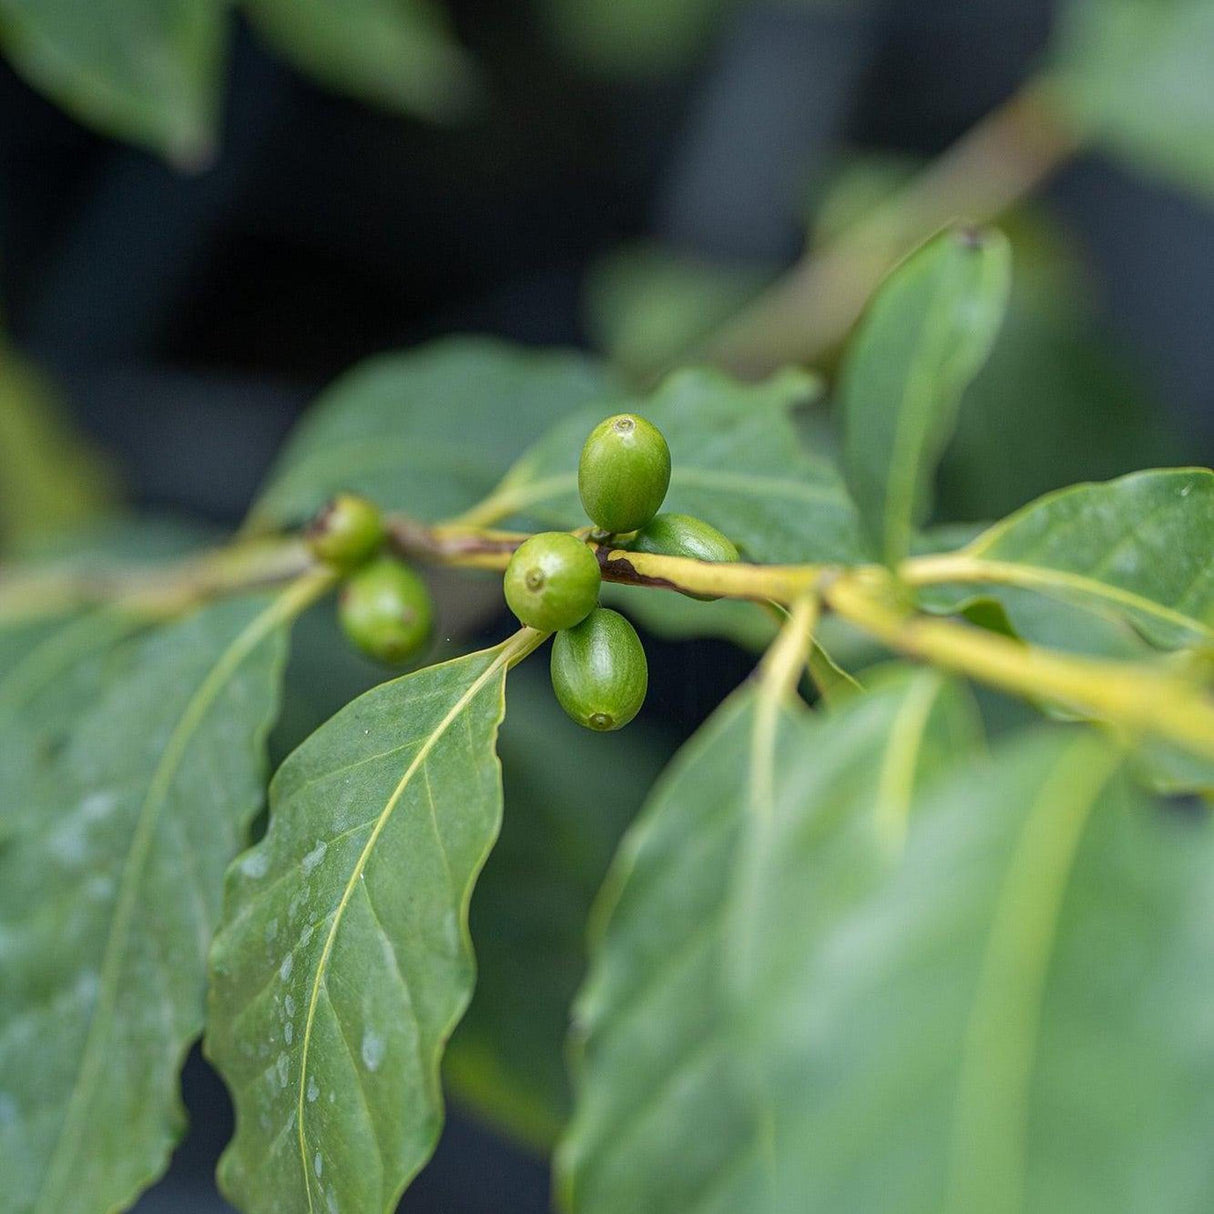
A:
33;588;300;1213
294;642;514;1213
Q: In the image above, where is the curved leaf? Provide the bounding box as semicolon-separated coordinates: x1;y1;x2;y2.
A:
207;633;534;1214
0;592;295;1214
480;365;870;564
756;727;1214;1214
557;667;980;1214
841;225;1011;564
249;338;617;530
246;0;480;122
916;468;1214;652
0;0;225;165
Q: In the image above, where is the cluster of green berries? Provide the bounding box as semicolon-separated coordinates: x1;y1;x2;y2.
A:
504;413;738;731
307;492;434;666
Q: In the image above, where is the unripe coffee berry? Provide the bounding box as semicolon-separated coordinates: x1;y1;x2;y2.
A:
550;607;648;732
306;493;384;569
504;532;601;632
578;413;671;535
628;512;739;600
339;557;433;665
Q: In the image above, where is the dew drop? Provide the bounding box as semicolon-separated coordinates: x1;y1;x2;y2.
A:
307;1076;320;1103
241;851;270;879
301;840;328;876
314;1151;324;1179
361;1029;385;1072
279;953;294;982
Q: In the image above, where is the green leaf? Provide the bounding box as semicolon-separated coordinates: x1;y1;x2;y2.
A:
841;225;1011;564
557;666;980;1213
917;468;1214;653
1051;0;1214;200
483;365;870;564
445;662;672;1151
206;634;533;1213
246;0;480;122
249;337;617;530
754;727;1214;1214
0;0;225;165
0;592;295;1214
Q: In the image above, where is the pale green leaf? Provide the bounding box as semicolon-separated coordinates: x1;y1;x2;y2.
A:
557;667;979;1213
249;338;617;530
207;636;530;1213
1051;0;1214;200
755;727;1214;1214
841;225;1011;564
917;468;1214;652
0;592;294;1214
246;0;480;122
0;0;225;165
484;365;870;564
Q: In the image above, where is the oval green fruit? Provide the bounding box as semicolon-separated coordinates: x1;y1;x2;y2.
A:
578;413;671;534
550;607;648;731
306;492;384;569
504;532;601;631
338;557;433;665
628;512;739;600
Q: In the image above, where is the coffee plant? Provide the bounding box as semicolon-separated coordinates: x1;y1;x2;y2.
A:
2;215;1212;1213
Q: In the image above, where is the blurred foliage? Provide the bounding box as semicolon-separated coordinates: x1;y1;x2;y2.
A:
1051;0;1214;201
0;343;120;554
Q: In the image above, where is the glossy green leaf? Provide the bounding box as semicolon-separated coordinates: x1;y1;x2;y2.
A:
0;0;225;165
0;593;294;1214
557;667;979;1214
841;226;1011;564
484;365;870;564
249;338;616;530
246;0;480;122
446;663;672;1150
207;635;531;1214
1052;0;1214;199
919;468;1214;652
755;727;1214;1214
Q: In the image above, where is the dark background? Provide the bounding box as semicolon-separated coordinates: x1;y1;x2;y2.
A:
2;1;1211;1208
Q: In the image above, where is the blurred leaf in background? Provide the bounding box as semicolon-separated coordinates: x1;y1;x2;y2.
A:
245;0;481;123
1051;0;1214;201
0;343;120;554
0;0;227;165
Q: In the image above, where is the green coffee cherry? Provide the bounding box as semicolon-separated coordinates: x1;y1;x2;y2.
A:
306;493;384;569
550;607;647;732
578;413;671;534
504;532;601;632
628;512;739;601
339;557;433;665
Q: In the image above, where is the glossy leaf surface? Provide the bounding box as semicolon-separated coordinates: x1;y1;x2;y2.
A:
0;594;291;1214
207;638;526;1213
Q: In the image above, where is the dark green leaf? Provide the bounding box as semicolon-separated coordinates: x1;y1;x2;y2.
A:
207;635;530;1213
249;338;617;530
0;0;225;164
0;593;293;1213
557;667;979;1213
1052;0;1214;200
484;365;870;564
841;225;1011;564
755;727;1214;1214
246;0;480;122
917;468;1214;652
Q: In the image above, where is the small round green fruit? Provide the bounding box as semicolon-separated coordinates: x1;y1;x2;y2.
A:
339;557;432;665
306;493;384;568
577;413;671;534
504;532;601;632
550;607;648;732
628;512;739;600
